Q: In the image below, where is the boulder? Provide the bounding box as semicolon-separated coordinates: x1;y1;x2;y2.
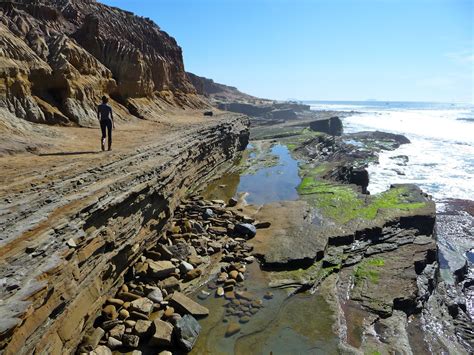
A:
174;314;201;351
170;292;209;317
309;116;343;136
234;223;257;239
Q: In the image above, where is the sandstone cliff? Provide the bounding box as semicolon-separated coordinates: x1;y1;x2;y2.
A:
0;0;207;127
187;72;268;105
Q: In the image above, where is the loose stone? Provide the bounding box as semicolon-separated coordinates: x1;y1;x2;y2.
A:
107;336;122;349
175;314;201;351
216;287;225;297
134;319;152;337
225;322;241;337
170;292;209;317
125;320;136;328
109;324;126;339
119;309;130;319
107;298;124;307
103;305;118;320
234;223;257;239
101;320;121;331
130;297;154;315
164;306;175;318
149;319;173;347
224;291;235;300
239;316;250;323
122;334;140;348
82;327;105;350
185;268;202;281
147;289;164;303
91;345;112;355
264;291;274;300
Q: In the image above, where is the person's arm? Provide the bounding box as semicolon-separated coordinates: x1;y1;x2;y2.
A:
110;107;115;129
97;106;100;121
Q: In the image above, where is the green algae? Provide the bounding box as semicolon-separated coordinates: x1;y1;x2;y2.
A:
354;258;385;285
298;175;426;224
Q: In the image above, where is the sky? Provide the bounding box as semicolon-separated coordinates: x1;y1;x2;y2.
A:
101;0;473;103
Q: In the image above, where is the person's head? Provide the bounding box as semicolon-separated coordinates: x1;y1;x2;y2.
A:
102;95;108;104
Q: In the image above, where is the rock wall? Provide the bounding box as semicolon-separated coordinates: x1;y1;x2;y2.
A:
309;116;343;136
0;0;207;126
0;115;249;354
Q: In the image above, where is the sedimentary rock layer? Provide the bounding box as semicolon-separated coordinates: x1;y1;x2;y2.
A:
0;114;249;354
0;0;207;126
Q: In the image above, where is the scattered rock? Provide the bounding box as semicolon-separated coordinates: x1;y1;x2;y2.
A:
239;316;250;323
264;291;274;300
149;319;173;347
175;314;201;351
170;292;209;317
225;322;240;337
130;297;154;315
185;268;202;281
82;327;105;350
91;345;113;355
122;334;140;348
107;336;123;349
148;260;176;279
147;289;164;303
119;309;130;320
179;260;194;273
216;287;225;297
134;319;152;338
234;223;257;239
103;305;118;320
227;197;238;207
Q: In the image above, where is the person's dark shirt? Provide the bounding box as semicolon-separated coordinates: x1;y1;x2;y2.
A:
98;103;112;121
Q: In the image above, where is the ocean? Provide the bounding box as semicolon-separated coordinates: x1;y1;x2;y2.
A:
307;100;474;281
307;100;474;202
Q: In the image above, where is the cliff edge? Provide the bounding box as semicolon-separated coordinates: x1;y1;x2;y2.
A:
0;0;207;127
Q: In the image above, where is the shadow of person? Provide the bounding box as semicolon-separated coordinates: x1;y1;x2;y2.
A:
38;151;100;157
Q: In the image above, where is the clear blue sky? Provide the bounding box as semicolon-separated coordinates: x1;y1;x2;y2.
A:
101;0;473;103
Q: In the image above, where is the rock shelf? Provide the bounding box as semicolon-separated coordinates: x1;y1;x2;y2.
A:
0;114;249;354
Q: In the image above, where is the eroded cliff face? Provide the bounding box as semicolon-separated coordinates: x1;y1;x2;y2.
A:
0;114;249;354
0;0;207;126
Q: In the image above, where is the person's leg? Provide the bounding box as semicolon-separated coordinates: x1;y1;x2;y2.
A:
100;120;107;151
107;119;112;151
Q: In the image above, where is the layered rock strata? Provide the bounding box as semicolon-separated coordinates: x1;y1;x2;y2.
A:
0;114;249;354
0;0;206;126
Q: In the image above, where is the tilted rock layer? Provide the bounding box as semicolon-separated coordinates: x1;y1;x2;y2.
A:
0;114;249;354
0;0;207;126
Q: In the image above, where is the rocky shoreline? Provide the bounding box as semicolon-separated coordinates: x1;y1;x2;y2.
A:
0;114;249;355
78;195;269;354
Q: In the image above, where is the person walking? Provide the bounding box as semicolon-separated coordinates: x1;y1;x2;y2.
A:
97;96;115;151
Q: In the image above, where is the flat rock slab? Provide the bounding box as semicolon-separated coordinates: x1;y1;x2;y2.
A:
170;292;209;317
250;200;334;267
350;238;436;317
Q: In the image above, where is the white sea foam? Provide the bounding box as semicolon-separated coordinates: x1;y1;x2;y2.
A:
310;102;474;201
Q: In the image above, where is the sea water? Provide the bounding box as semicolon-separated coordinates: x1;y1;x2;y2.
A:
307;101;474;201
